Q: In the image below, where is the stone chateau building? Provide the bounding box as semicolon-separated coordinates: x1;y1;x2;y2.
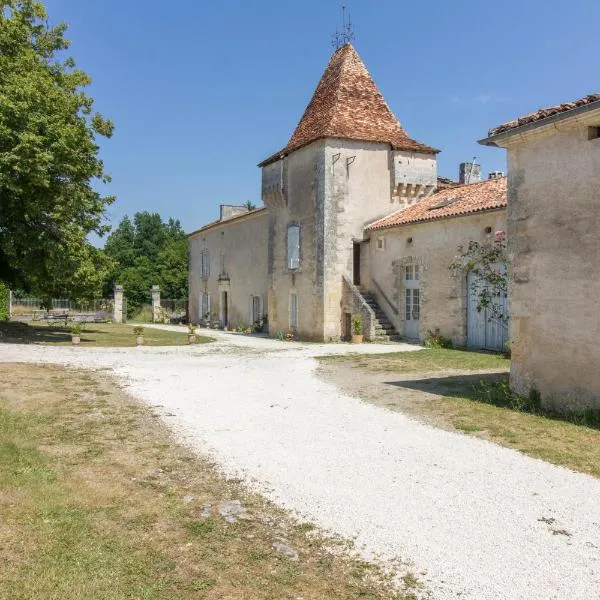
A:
189;44;508;348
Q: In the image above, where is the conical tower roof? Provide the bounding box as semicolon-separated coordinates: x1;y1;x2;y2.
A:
260;44;437;166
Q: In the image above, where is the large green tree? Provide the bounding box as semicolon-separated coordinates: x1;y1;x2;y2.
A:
103;212;188;315
0;0;115;302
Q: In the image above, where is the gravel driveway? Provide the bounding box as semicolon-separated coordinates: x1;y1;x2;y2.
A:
2;328;599;600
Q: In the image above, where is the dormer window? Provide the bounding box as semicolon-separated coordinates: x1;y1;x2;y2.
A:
287;224;300;270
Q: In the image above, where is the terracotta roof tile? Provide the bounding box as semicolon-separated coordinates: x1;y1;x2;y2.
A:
259;44;437;166
367;177;507;231
488;93;600;136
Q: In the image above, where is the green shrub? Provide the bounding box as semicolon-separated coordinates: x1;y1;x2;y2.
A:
70;323;83;335
0;282;8;321
352;314;363;335
133;326;144;336
424;328;453;349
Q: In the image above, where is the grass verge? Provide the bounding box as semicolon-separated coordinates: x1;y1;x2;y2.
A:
319;348;600;479
322;347;510;373
0;321;212;347
0;363;414;600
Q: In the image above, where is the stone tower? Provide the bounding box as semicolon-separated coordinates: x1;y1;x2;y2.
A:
260;44;438;341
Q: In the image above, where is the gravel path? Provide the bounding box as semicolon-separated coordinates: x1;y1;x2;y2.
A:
2;329;599;600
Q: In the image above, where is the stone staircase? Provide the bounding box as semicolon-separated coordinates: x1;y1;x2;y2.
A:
360;289;402;342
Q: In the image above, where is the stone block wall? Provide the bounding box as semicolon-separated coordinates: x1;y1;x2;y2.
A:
505;123;600;409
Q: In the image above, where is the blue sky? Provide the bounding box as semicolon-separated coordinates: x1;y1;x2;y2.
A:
45;0;600;242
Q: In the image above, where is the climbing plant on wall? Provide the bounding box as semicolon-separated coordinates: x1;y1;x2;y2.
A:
450;236;508;323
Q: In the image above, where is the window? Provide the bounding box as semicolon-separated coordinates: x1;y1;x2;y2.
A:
289;294;298;330
199;292;211;319
250;295;261;323
287;224;300;270
406;265;420;281
588;126;600;140
200;250;210;278
376;237;385;251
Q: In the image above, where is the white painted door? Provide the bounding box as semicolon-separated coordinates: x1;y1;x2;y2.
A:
404;265;420;339
467;264;508;351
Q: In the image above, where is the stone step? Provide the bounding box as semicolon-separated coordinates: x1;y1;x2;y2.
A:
358;288;402;341
374;335;390;342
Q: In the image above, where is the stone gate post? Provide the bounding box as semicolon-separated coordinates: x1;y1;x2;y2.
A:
113;285;124;323
151;285;161;323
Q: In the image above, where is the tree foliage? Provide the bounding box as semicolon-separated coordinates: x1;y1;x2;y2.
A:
0;0;115;302
450;237;508;322
103;212;188;315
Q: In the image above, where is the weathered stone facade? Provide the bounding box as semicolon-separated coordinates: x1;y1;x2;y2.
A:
481;99;600;409
365;210;506;346
188;209;268;328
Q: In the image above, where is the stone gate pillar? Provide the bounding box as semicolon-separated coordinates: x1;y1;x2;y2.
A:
151;285;161;323
113;285;124;323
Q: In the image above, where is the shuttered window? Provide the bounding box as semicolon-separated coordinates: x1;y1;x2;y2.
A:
287;225;300;270
200;251;210;278
200;292;211;319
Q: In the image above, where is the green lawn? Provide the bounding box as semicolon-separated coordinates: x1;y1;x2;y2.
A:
322;347;510;373
0;363;413;600
0;321;212;347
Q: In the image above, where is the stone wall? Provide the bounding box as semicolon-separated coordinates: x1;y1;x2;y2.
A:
322;139;403;341
366;210;507;346
188;210;269;328
262;138;441;341
505;122;600;409
263;142;326;340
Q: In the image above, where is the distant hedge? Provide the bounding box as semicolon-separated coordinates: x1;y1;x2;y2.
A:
0;282;9;321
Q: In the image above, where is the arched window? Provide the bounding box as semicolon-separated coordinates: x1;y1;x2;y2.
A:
287;224;300;270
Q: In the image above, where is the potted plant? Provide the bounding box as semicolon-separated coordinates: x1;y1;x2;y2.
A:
70;322;82;346
351;314;363;344
133;326;144;346
187;322;197;344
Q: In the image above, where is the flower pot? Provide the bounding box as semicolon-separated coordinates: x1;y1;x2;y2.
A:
71;335;80;346
351;334;363;344
187;333;196;344
136;335;144;346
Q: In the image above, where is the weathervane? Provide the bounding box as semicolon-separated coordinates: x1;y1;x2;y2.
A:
331;5;355;50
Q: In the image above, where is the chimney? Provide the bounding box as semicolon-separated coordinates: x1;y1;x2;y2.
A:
219;204;250;221
459;162;481;185
488;171;505;180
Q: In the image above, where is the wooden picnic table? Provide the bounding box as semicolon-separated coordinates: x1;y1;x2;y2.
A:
45;311;72;325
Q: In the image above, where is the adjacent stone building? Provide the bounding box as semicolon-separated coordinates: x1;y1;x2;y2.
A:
189;43;508;346
365;177;507;348
188;206;268;327
480;93;600;409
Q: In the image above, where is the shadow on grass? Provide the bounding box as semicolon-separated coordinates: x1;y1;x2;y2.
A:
384;372;508;400
384;372;600;430
0;322;71;344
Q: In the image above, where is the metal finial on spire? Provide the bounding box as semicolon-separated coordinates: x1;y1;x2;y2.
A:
331;5;355;50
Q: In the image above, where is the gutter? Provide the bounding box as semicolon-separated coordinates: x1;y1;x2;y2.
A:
478;99;600;147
